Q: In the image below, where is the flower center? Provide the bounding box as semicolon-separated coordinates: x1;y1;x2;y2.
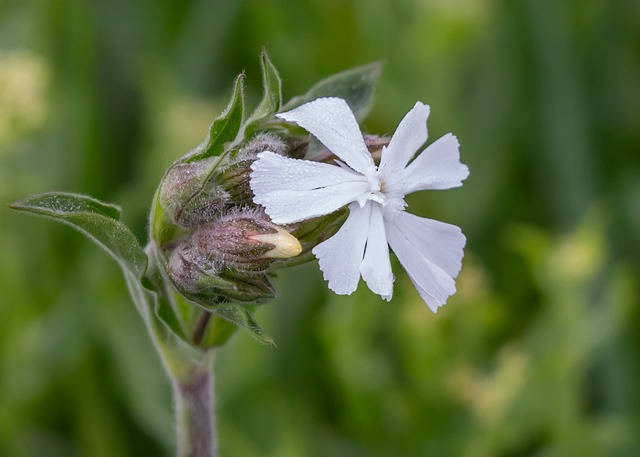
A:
370;171;407;214
362;167;407;214
361;165;383;205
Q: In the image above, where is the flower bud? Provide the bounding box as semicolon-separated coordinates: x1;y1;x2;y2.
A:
156;133;311;234
165;208;301;304
167;243;277;304
158;158;230;227
240;132;287;157
189;209;301;272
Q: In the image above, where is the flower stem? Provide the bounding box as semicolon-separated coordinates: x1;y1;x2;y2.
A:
192;311;212;347
173;352;217;457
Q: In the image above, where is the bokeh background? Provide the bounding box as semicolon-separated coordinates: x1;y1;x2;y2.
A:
2;0;640;456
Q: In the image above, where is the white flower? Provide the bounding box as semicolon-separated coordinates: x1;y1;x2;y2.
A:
250;97;469;312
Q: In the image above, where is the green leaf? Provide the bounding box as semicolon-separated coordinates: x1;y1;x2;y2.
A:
10;192;123;219
9;194;214;377
184;73;245;163
244;49;283;136
9;192;147;278
210;304;275;346
282;61;383;120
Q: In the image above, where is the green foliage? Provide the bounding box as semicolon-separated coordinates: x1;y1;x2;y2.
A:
183;74;246;164
8;193;147;279
282;61;383;121
243;50;283;137
7;191;273;381
7;193;210;378
205;304;275;347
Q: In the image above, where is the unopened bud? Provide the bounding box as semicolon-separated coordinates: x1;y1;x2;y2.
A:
185;209;301;273
159;159;229;227
239;132;287;157
252;228;302;258
157;133;308;232
167;243;276;304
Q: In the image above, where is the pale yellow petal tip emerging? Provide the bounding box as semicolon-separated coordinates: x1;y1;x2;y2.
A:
252;229;302;259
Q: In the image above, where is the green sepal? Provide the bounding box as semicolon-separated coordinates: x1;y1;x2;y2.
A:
183;73;245;164
152;245;274;347
292;207;349;244
150;187;186;248
173;269;276;307
9;192;147;278
270;208;349;269
162;268;275;347
243;49;283;137
208;304;274;346
282;61;383;121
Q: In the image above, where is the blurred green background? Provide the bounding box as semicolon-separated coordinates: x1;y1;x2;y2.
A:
2;0;639;456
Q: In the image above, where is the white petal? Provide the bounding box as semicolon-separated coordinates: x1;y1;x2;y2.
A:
250;151;369;224
359;203;394;300
402;133;469;193
251;151;364;194
387;211;465;277
254;183;369;225
277;98;374;174
312;202;371;295
386;212;466;312
379;102;430;174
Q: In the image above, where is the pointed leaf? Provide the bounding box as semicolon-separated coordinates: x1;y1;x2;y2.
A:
184;74;245;163
210;304;275;346
9;192;147;278
282;61;383;120
244;50;283;136
10;192;122;219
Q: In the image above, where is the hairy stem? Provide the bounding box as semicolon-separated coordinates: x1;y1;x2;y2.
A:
173;352;217;457
141;244;218;456
192;311;212;347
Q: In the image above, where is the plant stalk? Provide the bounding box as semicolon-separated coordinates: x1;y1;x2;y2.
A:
172;351;217;457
